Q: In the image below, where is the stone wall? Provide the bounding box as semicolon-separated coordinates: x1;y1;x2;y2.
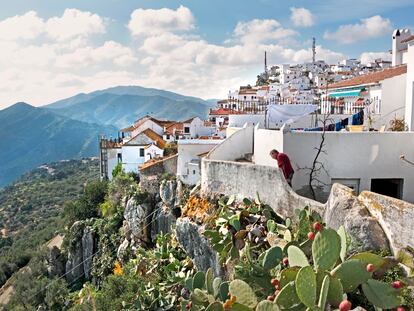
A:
139;154;178;194
201;158;414;256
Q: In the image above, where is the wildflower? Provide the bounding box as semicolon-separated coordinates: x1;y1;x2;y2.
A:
113;261;123;276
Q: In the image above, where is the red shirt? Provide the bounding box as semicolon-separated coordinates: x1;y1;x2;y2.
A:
276;153;294;179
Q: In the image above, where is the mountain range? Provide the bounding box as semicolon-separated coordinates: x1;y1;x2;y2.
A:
0;86;214;186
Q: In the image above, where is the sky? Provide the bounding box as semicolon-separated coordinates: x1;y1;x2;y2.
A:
0;0;413;108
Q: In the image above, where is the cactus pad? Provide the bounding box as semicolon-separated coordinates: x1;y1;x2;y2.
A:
219;281;229;302
349;252;386;272
327;276;343;307
280;267;299;289
288;245;310;267
206;268;214;294
229;279;258;308
317;275;330;310
337;226;347;262
295;266;317;308
191;288;209;305
205;302;225;311
262;246;283;270
193;271;206;290
256;300;281;311
362;279;402;309
312;228;341;271
330;259;371;292
275;281;302;309
213;277;222;298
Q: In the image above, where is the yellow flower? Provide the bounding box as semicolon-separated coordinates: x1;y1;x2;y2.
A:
113;261;123;276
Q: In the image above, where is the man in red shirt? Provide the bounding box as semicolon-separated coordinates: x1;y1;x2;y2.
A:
270;149;294;187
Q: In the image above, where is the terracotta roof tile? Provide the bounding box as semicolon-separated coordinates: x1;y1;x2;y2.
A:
328;65;407;89
209;108;244;115
142;128;166;148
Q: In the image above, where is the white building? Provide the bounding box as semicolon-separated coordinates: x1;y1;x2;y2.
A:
177;139;223;185
162;117;217;142
392;29;413;66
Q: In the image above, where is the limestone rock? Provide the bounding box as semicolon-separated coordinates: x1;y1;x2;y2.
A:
176;218;222;276
46;246;65;278
151;202;176;242
324;184;389;252
124;197;153;245
159;180;176;207
82;226;95;279
360;191;414;255
65;221;85;283
117;238;130;264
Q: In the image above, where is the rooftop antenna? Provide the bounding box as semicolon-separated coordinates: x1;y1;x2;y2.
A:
312;37;316;64
264;51;268;74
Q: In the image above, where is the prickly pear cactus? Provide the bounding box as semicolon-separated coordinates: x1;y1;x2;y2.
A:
317;275;330;310
193;271;206;290
191;288;209;304
330;259;371;292
275;281;303;310
327;276;343;307
361;279;402;309
206;268;214;295
288;245;310;267
262;246;283;270
349;252;387;272
229;279;258;308
205;302;225;311
280;267;299;288
256;300;281;311
219;281;229;302
213;277;222;298
295;266;316;308
312;228;341;271
337;226;347;262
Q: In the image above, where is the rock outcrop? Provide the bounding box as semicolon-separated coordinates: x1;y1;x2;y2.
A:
176;218;222;277
123;198;153;246
46;246;65;278
65;221;96;283
324;184;389;252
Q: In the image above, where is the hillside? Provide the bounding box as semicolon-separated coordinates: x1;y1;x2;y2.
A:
0;103;115;186
45;85;213;128
0;158;100;288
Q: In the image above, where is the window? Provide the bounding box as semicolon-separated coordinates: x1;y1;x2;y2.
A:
371;179;404;200
166;134;170;139
117;153;122;162
139;148;145;157
184;127;190;134
193;170;196;175
331;178;360;194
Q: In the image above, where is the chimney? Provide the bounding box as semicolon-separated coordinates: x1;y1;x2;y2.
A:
392;29;412;66
405;36;414;130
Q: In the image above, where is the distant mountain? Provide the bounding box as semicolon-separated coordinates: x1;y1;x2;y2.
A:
0;103;116;186
46;85;214;128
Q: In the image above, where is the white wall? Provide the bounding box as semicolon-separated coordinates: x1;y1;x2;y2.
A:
177;140;222;185
107;148;121;180
405;41;414;130
131;120;163;137
121;145;145;173
208;125;254;161
253;127;284;165
254;129;414;203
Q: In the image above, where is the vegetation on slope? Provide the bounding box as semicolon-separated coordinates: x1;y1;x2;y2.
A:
0;158;99;288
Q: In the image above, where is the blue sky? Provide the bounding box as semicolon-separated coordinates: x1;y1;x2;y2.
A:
0;0;413;107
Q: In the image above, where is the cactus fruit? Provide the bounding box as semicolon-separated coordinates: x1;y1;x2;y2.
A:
262;246;283;270
397;307;406;311
267;295;275;301
331;259;371;292
287;245;310;267
307;232;316;241
271;279;280;288
362;279;402;309
338;300;352;311
318;275;330;310
283;257;289;266
193;271;206;290
313;222;322;232
295;266;317;308
312;228;341;271
229;279;258;308
392;281;403;289
366;264;374;273
275;281;302;310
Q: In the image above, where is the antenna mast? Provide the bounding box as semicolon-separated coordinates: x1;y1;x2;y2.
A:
312;37;316;64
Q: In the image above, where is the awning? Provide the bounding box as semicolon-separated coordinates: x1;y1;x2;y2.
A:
328;88;364;98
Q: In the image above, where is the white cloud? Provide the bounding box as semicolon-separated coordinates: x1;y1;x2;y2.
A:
46;9;106;41
290;7;315;27
128;5;194;36
232;19;298;45
360;51;391;64
0;7;347;107
0;11;44;40
324;15;392;44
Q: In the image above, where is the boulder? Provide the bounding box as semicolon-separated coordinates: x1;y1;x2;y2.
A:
324;184;389;252
124;197;153;246
360;191;414;255
65;221;85;283
46;246;65;278
160;180;176;207
151;201;176;242
176;218;222;277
